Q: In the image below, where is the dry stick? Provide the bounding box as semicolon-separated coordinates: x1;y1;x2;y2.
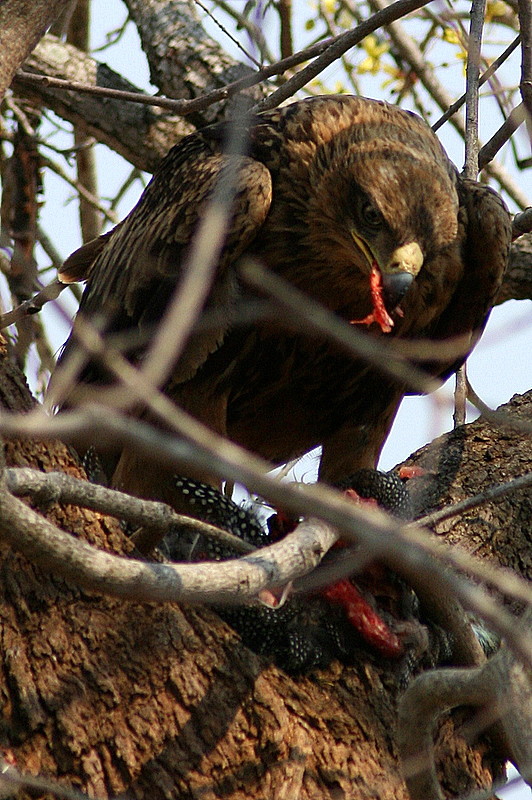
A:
66;0;101;244
454;0;486;430
432;34;521;132
466;378;532;435
4;467;254;555
212;0;274;64
139;100;252;393
414;472;532;528
518;0;532;119
0;470;339;605
239;263;530;435
0;758;104;800
1;404;531;669
14;1;430;121
193;0;262;68
367;0;528;208
256;0;431;111
6;462;531;596
240;260;440;395
0;280;65;329
479;102;527;169
40;155;118;226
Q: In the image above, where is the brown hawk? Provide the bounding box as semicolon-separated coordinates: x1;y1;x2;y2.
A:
55;95;511;512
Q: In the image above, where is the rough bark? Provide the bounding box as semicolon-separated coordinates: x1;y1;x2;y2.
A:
13;36;193;173
405;391;531;584
495;233;532;305
124;0;264;125
0;341;529;798
0;0;71;100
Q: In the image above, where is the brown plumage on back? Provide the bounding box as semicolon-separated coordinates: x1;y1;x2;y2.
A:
55;95;511;508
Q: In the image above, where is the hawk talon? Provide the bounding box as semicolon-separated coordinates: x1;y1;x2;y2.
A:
258;581;294;609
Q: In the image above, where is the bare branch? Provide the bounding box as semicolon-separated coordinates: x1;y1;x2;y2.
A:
478;102;527;169
210;0;274;63
398;612;532;800
193;0;262;69
518;0;532;118
0;403;530;667
0;281;65;329
454;0;486;429
240;260;440;395
463;0;486;180
140;100;254;392
0;475;339;604
432;35;521;132
278;0;294;59
414;472;532;528
66;0;102;243
0;757;103;800
40;154;118;226
257;0;432;110
124;0;263;121
4;466;255;555
14;36;194;172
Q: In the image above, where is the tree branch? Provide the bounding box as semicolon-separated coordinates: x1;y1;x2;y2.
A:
0;0;71;98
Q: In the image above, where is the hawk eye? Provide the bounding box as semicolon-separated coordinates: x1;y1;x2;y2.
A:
360;201;383;229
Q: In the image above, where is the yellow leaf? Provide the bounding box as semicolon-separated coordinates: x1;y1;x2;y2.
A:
442;28;460;45
486;0;506;21
362;33;388;58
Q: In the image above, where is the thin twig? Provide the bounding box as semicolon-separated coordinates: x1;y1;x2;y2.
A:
212;0;274;63
431;35;521;132
478;102;527;169
240;260;440;395
40;155;118;226
463;0;486;179
4;467;254;555
414;472;532;528
0;477;339;605
193;0;262;68
0;280;65;329
518;0;532;119
256;0;431;110
139;99;253;392
0;758;104;800
454;0;486;429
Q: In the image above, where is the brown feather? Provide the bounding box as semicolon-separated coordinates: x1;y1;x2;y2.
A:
53;95;511;504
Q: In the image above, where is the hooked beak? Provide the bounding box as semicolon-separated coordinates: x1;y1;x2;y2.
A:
381;241;423;311
381;271;414;310
352;235;424;313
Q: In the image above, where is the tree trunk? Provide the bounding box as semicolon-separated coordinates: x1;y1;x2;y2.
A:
0;334;523;799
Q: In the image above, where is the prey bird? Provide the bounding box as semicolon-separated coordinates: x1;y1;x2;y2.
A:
54;95;511;512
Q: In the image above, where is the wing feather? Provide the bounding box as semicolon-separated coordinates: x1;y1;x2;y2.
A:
59;132;272;385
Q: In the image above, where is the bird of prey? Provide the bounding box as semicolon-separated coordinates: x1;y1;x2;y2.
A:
55;95;511;512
